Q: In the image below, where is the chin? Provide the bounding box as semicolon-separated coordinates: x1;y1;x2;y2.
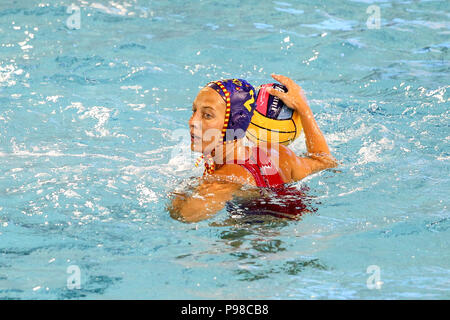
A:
191;141;203;153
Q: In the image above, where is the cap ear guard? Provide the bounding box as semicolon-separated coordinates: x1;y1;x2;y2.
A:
206;79;257;142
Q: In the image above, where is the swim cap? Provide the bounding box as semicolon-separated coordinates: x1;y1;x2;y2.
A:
206;78;257;142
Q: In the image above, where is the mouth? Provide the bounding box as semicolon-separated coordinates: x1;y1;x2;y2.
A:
190;133;201;141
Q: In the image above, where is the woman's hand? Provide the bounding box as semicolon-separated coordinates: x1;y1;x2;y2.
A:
266;74;310;115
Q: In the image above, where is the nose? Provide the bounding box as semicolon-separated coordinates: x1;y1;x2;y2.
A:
189;111;201;131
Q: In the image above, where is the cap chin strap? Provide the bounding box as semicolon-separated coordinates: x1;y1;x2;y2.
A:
194;139;237;176
194;153;215;175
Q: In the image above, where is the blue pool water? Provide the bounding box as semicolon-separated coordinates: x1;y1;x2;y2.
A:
0;0;449;299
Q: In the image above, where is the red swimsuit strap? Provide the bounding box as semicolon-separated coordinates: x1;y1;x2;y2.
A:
237;146;284;188
239;159;267;187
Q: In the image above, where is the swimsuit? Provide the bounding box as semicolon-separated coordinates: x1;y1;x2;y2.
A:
226;146;315;220
235;145;284;188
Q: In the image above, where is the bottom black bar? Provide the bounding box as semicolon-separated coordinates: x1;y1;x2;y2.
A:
0;300;447;318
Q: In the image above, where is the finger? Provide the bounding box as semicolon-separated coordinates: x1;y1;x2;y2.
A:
267;87;291;104
267;87;298;111
271;74;295;90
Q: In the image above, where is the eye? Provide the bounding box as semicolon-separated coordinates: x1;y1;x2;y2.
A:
203;113;212;119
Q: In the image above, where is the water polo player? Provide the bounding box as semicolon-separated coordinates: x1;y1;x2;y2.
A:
168;74;338;222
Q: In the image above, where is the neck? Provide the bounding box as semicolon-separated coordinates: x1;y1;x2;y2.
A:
208;139;248;170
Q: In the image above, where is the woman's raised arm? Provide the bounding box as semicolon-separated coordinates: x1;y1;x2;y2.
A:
267;74;338;182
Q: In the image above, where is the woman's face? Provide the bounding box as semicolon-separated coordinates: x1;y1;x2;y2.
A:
189;87;226;154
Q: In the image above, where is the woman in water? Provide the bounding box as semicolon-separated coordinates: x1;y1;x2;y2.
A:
168;74;338;222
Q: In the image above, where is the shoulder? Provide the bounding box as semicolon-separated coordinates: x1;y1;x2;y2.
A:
256;142;297;182
274;143;297;161
212;163;257;186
